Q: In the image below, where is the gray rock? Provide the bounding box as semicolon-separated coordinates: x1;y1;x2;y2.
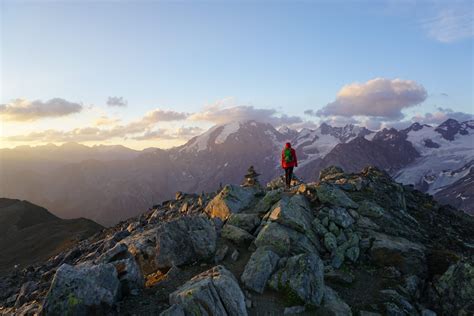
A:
14;281;38;308
221;224;255;244
230;249;240;261
121;228;159;274
358;201;384;218
316;183;359;209
168;265;247;316
254;222;318;256
421;309;436;316
227;213;261;233
214;244;229;263
241;247;280;293
95;242;130;264
254;190;282;214
42;263;121;316
324;232;338;252
312;218;329;236
359;311;382;316
324;269;354;285
269;253;325;306
369;232;426;275
267;195;314;234
111;257;144;295
284;305;306;315
155;215;217;268
205;184;255;220
345;247;360;263
323;207;355;229
319;286;352;316
160;304;185;316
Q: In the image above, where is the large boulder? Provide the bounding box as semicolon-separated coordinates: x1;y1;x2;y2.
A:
254;222;319;256
434;261;474;314
221;224;255;245
316;183;359;209
163;265;247;316
241;247;280;293
41;263;121;316
369;232;426;275
227;213;261;233
254;190;282;214
155;215;217;268
267;195;314;234
121;228;159;274
205;185;255;220
269;253;325;306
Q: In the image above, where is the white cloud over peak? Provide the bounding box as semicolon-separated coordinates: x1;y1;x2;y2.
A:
315;78;427;119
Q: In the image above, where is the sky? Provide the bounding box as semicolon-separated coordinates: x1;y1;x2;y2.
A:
1;0;473;150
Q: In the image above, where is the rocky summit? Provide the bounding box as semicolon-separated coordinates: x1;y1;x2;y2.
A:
1;166;473;316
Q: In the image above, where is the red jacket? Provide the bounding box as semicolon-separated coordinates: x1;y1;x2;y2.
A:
281;143;298;168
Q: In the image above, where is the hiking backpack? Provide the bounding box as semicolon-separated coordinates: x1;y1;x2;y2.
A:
284;148;293;163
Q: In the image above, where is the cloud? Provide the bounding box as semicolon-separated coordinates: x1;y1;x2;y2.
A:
0;98;82;121
410;107;474;125
316;78;427;119
142;109;189;122
189;102;302;127
106;96;128;107
94;116;121;126
420;7;474;43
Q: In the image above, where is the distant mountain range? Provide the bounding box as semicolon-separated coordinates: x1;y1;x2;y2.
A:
1;118;473;225
0;198;102;275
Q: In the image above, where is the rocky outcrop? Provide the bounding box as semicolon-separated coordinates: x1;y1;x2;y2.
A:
162;265;247;316
241;247;280;293
41;263;121;315
205;185;255;220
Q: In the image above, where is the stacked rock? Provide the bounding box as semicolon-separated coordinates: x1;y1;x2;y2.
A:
242;166;261;187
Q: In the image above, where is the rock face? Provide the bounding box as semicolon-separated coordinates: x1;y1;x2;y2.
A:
163;265;247;316
41;263;121;315
205;185;255;220
269;253;325;306
155;216;217;268
241;247;280;293
316;183;359;209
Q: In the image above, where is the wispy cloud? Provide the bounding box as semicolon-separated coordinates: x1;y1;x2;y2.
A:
0;98;83;121
420;7;474;43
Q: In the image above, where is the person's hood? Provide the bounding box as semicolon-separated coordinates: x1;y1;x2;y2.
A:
285;142;291;148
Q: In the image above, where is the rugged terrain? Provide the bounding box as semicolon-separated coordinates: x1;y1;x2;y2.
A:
0;199;102;275
1;166;473;316
1;118;473;225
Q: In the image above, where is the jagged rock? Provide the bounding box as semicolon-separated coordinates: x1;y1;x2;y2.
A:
433;261;474;314
254;190;282;214
95;242;130;264
241;247;280;293
42;263;120;315
227;213;261;233
155;215;217;268
254;222;318;256
14;281;38;308
403;275;420;299
121;228;159;274
369;232;426;275
267;195;314;234
379;289;416;315
166;265;247;316
205;184;255;220
111;258;144;295
358;201;384;218
221;224;255;244
324;232;338;252
420;309;436;316
319;207;355;228
356;216;380;230
269;253;325;306
316;183;359;209
319;166;345;181
318;286;352;316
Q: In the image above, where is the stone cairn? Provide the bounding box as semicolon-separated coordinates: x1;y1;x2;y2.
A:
242;165;261;187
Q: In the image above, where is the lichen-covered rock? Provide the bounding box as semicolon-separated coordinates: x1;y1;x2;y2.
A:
205;184;255;220
324;232;338;252
42;263;120;316
155;215;217;268
267;195;314;234
434;261;474;315
121;228;159;274
227;213;261;233
221;224;255;244
369;232;426;275
167;265;247;316
254;190;283;214
269;253;325;306
316;183;359;209
319;166;345;181
323;207;355;228
241;247;280;293
357;201;385;218
254;222;318;256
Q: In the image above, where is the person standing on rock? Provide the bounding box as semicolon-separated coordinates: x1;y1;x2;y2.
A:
281;142;298;189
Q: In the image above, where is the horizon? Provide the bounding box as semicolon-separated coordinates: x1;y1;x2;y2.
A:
1;0;473;150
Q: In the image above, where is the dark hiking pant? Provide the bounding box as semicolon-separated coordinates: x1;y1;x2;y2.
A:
284;167;294;188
